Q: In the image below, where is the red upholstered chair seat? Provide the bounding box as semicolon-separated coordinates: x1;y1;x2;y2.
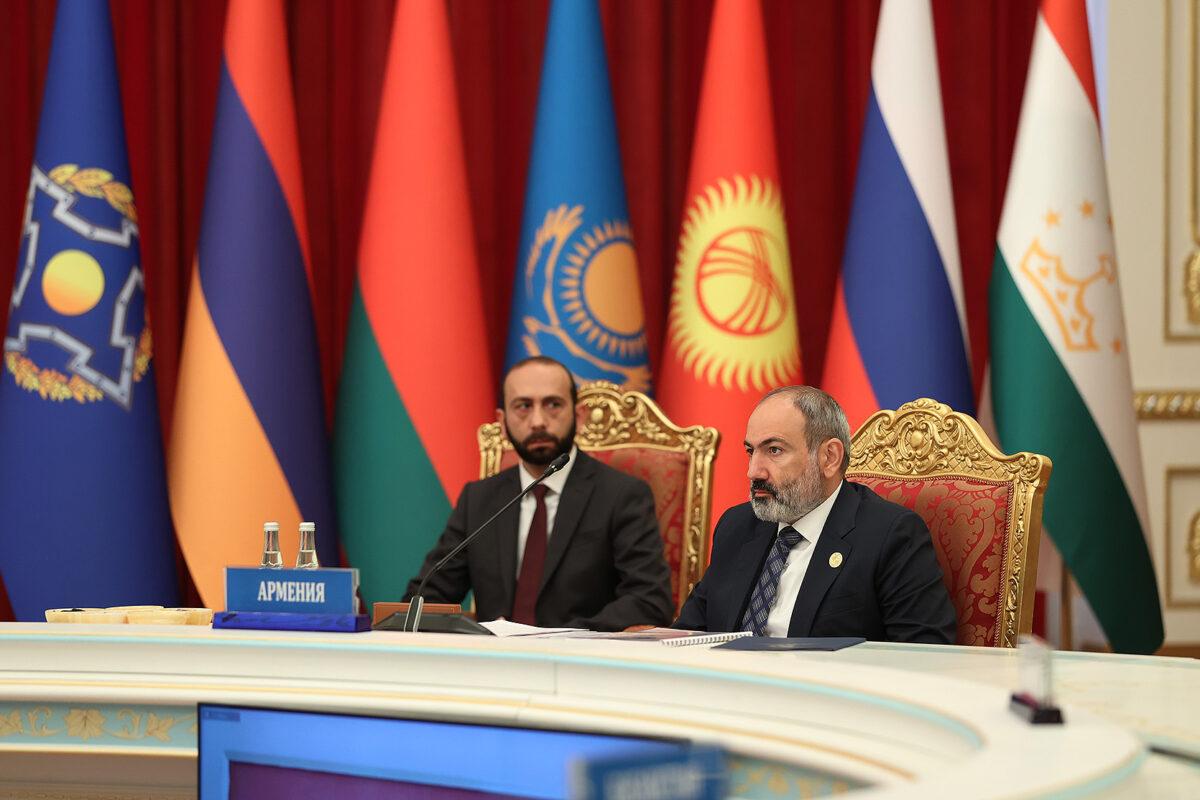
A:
846;399;1051;648
482;383;719;614
849;475;1014;647
498;447;691;604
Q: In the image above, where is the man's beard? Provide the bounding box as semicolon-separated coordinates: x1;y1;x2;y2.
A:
509;420;576;466
750;458;826;523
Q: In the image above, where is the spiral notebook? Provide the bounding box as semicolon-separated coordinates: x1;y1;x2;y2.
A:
659;630;753;647
548;628;753;645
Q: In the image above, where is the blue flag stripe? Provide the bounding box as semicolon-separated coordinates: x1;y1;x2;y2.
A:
841;88;974;414
197;64;336;566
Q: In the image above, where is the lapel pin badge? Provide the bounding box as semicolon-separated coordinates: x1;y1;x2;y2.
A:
829;552;843;568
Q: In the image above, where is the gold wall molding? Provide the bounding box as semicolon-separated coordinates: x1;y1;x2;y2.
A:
1187;0;1200;326
1166;466;1200;607
1134;390;1200;418
1190;510;1200;583
1188;251;1200;323
1165;0;1200;338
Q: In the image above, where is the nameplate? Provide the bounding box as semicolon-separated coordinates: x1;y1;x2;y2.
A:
225;567;358;614
572;745;727;800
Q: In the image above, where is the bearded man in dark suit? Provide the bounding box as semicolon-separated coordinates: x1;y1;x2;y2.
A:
406;356;673;631
675;386;956;643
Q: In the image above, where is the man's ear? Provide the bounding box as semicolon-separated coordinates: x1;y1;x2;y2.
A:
821;439;845;480
495;407;506;436
575;400;587;427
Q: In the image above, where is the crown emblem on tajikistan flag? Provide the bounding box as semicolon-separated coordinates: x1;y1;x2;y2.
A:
1017;196;1122;355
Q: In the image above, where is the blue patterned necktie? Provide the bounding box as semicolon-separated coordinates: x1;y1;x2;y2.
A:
741;526;805;636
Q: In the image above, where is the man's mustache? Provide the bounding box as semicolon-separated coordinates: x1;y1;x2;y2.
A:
523;432;558;446
750;479;777;498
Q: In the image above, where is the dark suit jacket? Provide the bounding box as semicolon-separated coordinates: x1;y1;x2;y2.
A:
674;481;956;643
405;451;674;631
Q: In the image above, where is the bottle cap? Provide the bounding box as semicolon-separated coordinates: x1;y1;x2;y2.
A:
264;521;280;532
299;522;315;532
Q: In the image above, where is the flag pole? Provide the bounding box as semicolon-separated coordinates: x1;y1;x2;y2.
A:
1060;561;1073;651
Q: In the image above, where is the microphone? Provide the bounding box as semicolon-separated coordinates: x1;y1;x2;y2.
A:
402;451;571;633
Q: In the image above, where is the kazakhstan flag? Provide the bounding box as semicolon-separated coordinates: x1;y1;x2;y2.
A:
505;0;651;392
0;0;178;618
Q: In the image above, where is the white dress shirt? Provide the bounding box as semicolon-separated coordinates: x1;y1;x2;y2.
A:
514;446;578;576
763;480;844;637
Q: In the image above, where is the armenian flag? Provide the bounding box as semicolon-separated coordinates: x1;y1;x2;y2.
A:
169;0;336;608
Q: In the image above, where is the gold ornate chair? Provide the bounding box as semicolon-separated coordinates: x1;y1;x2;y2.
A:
846;399;1052;647
478;382;720;614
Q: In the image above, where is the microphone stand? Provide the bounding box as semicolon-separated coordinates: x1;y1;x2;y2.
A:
402;451;570;633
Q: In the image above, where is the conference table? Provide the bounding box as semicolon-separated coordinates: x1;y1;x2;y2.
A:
0;622;1195;798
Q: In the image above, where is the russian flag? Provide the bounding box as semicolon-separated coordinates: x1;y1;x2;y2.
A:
169;0;336;607
822;0;974;429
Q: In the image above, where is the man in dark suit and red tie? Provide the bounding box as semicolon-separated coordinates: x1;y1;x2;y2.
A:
405;356;674;631
675;386;956;643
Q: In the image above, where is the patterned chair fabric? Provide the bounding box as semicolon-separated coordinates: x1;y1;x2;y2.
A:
846;399;1052;647
479;382;720;614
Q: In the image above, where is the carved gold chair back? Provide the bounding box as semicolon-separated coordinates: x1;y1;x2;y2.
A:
478;381;720;614
846;398;1052;647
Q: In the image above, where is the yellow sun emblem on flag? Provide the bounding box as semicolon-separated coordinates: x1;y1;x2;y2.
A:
668;174;800;391
557;219;646;361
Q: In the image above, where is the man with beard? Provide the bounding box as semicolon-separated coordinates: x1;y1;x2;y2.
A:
404;356;674;631
674;386;956;643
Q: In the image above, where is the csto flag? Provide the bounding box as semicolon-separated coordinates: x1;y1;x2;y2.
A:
822;0;974;430
990;0;1161;653
504;0;652;391
657;0;802;525
334;0;492;605
0;0;178;618
169;0;336;608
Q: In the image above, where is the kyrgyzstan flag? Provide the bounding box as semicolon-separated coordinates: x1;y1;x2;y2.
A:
657;0;802;533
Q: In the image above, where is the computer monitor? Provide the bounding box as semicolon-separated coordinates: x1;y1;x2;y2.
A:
198;704;687;799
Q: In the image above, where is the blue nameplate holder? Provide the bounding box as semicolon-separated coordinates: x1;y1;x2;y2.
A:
572;745;727;800
217;567;368;633
213;610;370;633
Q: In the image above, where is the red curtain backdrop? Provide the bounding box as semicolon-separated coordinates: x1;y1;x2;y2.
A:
1;0;1038;428
0;0;1037;607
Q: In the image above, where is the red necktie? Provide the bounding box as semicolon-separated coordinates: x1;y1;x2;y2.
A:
512;484;549;625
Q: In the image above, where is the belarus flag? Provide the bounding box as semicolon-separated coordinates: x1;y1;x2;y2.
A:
333;0;491;606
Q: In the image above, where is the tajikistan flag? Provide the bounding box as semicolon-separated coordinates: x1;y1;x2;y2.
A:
990;0;1162;653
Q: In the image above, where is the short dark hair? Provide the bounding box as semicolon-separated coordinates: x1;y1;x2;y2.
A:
759;385;851;473
498;355;578;409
